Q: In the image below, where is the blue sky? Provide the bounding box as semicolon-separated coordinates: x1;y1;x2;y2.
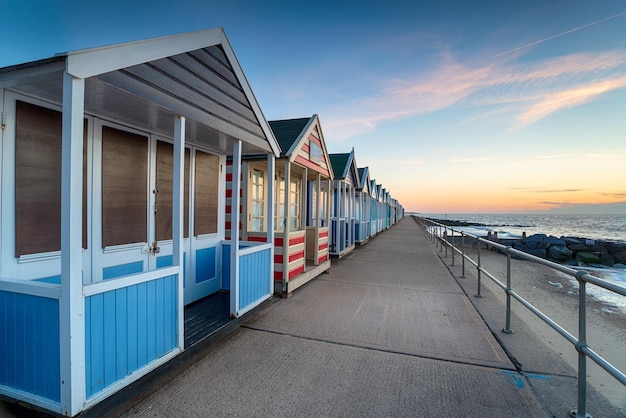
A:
2;0;625;213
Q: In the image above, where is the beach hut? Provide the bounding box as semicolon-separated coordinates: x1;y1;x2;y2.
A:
369;179;379;235
233;115;332;295
382;188;391;229
328;149;359;258
0;29;279;416
374;183;385;233
355;167;372;244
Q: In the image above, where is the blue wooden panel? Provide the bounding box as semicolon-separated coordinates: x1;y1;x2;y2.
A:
330;220;338;253
239;248;271;310
0;291;60;402
157;255;173;268
85;275;178;399
103;261;144;280
196;247;216;284
126;284;139;372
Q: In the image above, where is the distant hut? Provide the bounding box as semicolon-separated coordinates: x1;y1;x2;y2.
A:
355;166;372;244
328;149;359;257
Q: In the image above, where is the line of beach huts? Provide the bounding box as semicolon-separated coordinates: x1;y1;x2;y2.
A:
0;29;404;416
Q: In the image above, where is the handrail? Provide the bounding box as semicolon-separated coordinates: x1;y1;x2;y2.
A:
414;216;626;418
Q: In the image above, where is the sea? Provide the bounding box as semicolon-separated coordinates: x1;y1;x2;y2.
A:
422;213;626;313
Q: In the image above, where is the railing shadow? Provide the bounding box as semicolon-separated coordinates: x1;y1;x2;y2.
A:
414;216;626;418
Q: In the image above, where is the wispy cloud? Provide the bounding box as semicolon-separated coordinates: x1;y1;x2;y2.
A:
512;76;626;130
450;156;497;163
322;18;626;141
323;55;492;139
494;11;626;58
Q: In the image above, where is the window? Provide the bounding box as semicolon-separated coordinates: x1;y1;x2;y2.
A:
289;178;300;230
249;168;264;232
275;178;286;233
319;182;328;226
194;150;219;235
102;126;148;247
14;100;87;256
274;174;302;232
155;141;190;240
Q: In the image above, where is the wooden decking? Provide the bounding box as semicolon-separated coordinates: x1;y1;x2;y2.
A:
184;292;231;348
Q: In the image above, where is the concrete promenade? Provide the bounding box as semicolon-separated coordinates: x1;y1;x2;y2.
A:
107;217;559;417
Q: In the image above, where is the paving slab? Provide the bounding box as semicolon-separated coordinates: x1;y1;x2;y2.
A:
121;328;547;418
248;278;511;369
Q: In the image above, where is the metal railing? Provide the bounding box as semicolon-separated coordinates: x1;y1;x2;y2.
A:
415;216;626;418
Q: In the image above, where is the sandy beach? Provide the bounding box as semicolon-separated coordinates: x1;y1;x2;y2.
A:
440;239;626;412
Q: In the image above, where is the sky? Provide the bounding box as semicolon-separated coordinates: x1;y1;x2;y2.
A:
2;0;625;214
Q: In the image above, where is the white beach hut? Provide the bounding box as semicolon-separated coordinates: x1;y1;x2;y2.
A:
0;29;279;416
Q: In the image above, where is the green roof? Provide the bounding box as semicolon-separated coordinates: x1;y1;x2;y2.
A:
268;117;311;157
329;153;351;179
357;167;369;190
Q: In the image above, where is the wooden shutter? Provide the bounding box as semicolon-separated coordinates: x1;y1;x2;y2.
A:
155;141;190;240
194;150;219;235
15;101;88;256
102;126;148;247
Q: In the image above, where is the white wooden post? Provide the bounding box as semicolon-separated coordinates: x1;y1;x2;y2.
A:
282;160;290;292
301;167;307;232
60;71;86;416
326;178;331;235
266;154;275;293
230;140;242;316
334;180;340;254
173;116;185;347
315;172;321;264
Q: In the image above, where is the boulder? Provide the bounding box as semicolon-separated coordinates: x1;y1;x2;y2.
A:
548;246;573;261
599;253;615;266
606;242;626;255
562;237;584;245
525;248;547;259
537;241;551;250
545;236;566;247
525;240;539;250
576;252;600;264
526;234;546;244
567;244;588;252
612;250;626;264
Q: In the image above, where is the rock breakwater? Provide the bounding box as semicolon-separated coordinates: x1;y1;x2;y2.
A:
422;217;626;269
512;234;626;269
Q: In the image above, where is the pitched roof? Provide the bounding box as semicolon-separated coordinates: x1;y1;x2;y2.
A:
357;167;370;191
268;117;311;157
1;28;280;156
329;153;351;179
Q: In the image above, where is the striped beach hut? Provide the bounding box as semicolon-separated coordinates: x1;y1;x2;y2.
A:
0;29;279;416
230;115;332;296
328;149;359;257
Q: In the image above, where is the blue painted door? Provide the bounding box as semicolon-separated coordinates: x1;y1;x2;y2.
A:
184;149;223;304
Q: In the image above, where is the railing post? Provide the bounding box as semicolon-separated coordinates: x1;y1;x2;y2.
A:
450;229;455;266
572;270;590;418
444;230;448;257
502;247;513;333
476;239;482;298
460;232;466;278
439;225;443;251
